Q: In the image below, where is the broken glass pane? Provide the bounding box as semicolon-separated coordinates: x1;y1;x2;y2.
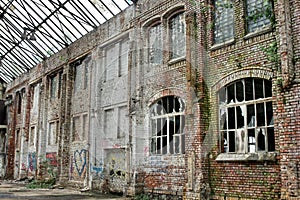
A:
257;128;266;151
219;87;226;104
256;103;265;126
227;84;235;103
236;106;244;129
220;108;227;130
223;131;228;153
236;81;244;102
247;104;255;127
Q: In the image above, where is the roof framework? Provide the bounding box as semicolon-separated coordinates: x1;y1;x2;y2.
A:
0;0;132;83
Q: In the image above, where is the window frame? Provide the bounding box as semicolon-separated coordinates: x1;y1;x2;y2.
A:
150;96;185;155
213;0;235;44
147;22;163;67
168;11;186;61
245;0;273;34
218;78;275;155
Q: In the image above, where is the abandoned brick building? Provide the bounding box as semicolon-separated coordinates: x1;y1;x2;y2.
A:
0;0;299;199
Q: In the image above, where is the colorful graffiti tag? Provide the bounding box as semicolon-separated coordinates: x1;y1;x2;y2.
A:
70;149;88;180
46;152;58;166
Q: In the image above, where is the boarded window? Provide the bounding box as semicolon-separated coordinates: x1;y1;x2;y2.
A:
219;78;274;153
105;44;119;81
72;116;81;142
150;96;185;155
118;106;128;139
246;0;273;33
214;0;234;44
104;109;115;138
169;13;186;59
120;39;129;76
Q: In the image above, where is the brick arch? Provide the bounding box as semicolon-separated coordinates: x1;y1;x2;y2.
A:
147;88;186;107
162;4;185;20
211;67;273;93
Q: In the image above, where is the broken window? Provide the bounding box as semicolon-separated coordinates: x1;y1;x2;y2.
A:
150;96;185;155
246;0;273;33
219;78;274;153
169;13;186;59
72;116;81;142
148;23;163;66
213;0;234;44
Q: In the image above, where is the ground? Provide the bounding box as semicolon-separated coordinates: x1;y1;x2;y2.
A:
0;180;128;200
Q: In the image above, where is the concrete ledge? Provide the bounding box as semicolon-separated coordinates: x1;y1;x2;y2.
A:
216;152;277;162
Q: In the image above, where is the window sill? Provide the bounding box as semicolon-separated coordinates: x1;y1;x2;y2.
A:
216;152;277;162
210;39;235;51
168;56;186;65
243;26;273;40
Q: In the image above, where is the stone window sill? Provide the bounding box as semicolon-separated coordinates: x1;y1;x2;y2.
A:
243;26;273;40
216;152;277;162
210;38;235;51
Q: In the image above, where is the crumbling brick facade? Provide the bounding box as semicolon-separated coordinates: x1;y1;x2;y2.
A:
0;0;299;199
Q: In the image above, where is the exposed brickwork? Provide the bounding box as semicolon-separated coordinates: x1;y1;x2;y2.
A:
0;0;299;199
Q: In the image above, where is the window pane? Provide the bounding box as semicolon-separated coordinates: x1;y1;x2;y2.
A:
254;78;264;99
245;78;253;101
266;101;273;125
214;0;234;43
220;108;227;130
228;107;235;129
229;131;235;152
227;84;235;103
223;131;228;153
170;13;186;59
236;81;244;102
267;127;275;151
257;128;266;151
248;129;256;153
265;79;272;97
149;24;162;66
247;104;255;127
256;103;265;126
236;106;244;129
246;0;272;33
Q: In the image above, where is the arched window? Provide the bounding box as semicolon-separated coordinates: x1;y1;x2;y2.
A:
219;78;275;153
150;96;185;155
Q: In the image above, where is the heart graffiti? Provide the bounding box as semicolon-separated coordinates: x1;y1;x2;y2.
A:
74;149;87;177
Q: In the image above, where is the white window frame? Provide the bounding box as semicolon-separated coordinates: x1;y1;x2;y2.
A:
150;96;185;155
219;78;275;154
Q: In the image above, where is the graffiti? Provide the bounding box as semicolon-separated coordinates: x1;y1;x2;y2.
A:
28;152;36;172
46;152;58;166
73;149;87;177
